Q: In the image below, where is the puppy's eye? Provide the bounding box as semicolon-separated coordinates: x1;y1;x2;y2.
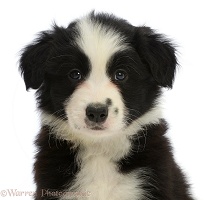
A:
115;70;127;81
69;69;82;80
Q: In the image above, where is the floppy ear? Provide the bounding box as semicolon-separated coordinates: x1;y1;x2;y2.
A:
133;27;177;88
19;31;53;90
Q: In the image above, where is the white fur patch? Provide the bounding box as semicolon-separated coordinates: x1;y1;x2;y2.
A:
41;104;162;148
76;15;128;74
62;157;145;200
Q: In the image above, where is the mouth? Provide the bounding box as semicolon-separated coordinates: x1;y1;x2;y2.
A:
73;124;105;132
89;125;105;131
84;118;106;131
86;122;105;131
90;126;104;131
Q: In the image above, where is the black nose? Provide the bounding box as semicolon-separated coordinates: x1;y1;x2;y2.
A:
86;104;108;123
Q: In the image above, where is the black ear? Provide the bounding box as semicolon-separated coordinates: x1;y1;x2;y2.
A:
133;27;177;88
19;31;53;90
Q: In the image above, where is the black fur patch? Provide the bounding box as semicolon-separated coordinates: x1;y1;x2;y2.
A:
107;49;160;124
34;126;79;199
117;120;193;199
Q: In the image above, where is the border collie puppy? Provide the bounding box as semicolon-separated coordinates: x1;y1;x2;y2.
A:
19;12;194;200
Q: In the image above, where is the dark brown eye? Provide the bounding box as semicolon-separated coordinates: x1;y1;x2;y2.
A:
69;69;82;80
115;70;127;81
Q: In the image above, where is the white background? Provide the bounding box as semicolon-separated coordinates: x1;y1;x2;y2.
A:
0;0;204;199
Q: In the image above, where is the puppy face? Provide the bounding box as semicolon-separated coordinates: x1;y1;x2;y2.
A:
64;18;129;135
20;12;177;137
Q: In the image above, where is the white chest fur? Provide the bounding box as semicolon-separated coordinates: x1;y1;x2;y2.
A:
61;155;144;200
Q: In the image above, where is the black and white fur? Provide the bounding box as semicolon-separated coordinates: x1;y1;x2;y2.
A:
19;12;194;200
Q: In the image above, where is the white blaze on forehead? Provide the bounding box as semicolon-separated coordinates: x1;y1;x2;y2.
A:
62;16;129;136
76;16;128;82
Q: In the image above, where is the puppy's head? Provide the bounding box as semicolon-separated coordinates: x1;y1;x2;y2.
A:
19;12;177;136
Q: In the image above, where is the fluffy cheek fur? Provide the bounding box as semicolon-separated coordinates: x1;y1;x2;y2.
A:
64;78;126;136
